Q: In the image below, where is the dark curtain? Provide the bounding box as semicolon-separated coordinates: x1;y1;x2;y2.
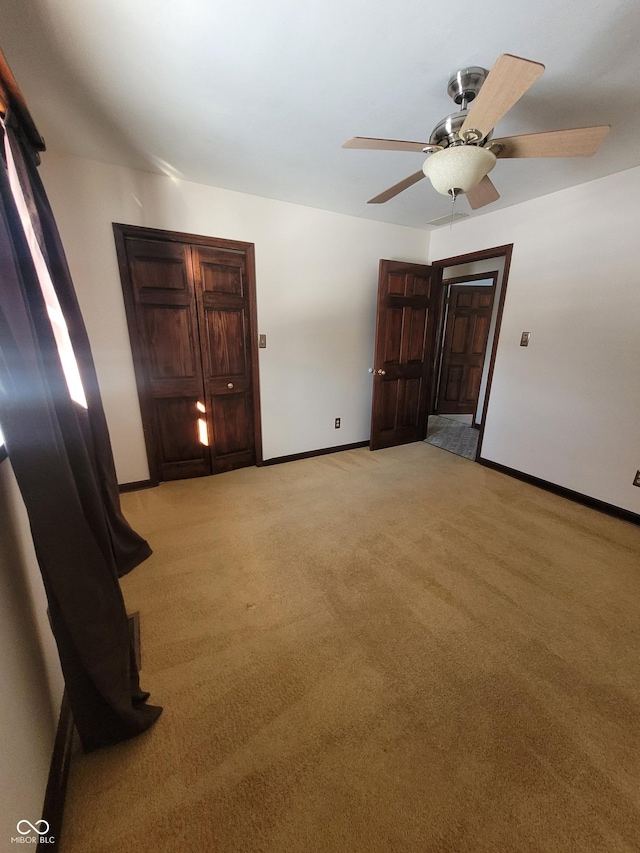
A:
0;114;161;751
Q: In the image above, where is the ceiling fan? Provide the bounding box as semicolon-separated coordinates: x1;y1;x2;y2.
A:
343;54;610;210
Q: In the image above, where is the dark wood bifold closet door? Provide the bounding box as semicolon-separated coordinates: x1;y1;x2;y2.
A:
370;260;438;450
124;238;210;481
192;246;256;473
114;225;261;483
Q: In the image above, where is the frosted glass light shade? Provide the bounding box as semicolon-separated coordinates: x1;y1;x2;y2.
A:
422;146;496;196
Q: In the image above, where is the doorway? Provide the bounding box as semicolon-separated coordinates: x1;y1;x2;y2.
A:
426;246;511;461
369;245;512;461
426;271;497;460
113;224;263;484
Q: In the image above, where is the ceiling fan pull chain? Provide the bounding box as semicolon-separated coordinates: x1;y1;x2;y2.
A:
450;189;457;230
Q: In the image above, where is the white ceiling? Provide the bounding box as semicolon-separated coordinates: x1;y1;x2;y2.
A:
1;0;639;229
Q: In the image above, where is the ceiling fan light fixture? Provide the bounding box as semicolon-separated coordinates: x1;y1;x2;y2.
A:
422;145;496;196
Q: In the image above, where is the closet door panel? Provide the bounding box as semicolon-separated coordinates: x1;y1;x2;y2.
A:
193;246;256;473
203;308;247;378
154;396;210;480
122;236;211;480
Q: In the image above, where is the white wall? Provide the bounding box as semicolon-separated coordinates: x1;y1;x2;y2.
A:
38;152;640;513
0;461;65;842
430;166;640;514
39;153;429;481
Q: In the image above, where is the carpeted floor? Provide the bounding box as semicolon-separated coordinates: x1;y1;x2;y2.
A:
58;443;640;852
425;414;479;460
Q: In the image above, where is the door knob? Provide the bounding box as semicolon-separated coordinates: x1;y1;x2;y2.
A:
377;369;386;376
227;382;234;389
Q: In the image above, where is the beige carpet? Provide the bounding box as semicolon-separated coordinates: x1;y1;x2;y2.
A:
59;443;640;852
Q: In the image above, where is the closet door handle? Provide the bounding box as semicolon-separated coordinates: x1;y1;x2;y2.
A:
227;382;234;389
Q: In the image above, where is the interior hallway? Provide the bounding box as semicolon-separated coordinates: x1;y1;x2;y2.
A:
425;414;480;460
59;443;640;852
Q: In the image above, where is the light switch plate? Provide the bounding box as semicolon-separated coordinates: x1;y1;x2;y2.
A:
258;334;266;348
520;332;531;347
633;470;640;487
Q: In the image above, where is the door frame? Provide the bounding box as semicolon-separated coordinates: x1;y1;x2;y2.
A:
429;244;513;461
113;223;263;485
433;271;498;420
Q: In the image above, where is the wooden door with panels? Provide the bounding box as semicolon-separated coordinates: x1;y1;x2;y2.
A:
369;260;439;450
436;282;495;416
114;225;262;483
370;247;512;454
192;246;257;473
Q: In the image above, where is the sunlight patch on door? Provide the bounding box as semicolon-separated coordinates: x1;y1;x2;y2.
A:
198;418;209;446
196;402;208;446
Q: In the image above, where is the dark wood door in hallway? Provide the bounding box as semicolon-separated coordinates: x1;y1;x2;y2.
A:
436;283;495;416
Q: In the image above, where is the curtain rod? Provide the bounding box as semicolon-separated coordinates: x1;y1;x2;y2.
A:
0;45;46;152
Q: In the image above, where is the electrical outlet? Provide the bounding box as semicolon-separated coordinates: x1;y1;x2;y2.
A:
633;470;640;487
335;418;341;429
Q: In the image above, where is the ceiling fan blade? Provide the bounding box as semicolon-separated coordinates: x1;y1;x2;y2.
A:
343;136;429;153
368;171;426;204
466;176;500;210
492;125;611;158
460;54;545;141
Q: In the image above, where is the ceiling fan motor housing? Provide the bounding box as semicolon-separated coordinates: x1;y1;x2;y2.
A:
447;66;488;107
429;109;494;148
429;67;490;148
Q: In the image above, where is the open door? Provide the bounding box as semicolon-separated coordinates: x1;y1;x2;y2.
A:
370;260;438;450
